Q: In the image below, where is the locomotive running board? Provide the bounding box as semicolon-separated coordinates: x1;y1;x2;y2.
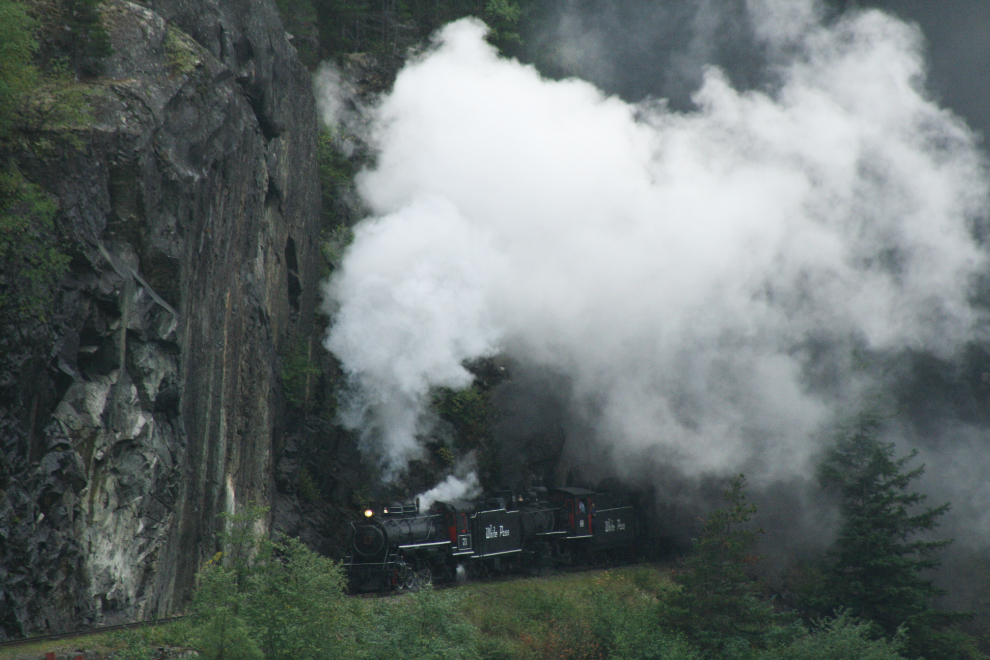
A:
398;540;452;549
475;548;523;558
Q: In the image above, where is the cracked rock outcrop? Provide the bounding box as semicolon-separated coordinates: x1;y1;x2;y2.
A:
0;0;320;638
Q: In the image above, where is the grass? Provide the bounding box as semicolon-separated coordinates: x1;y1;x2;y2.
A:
0;620;192;660
0;565;677;660
0;633;108;660
457;564;679;659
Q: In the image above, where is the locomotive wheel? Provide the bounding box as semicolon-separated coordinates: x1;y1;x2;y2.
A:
395;563;416;590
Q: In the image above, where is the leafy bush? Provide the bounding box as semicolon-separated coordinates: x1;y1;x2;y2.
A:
589;573;697;660
242;536;352;660
759;612;907;660
356;584;479;660
188;508;352;660
190;559;263;660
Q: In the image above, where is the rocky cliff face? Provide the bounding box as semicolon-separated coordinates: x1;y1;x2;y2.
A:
0;0;320;638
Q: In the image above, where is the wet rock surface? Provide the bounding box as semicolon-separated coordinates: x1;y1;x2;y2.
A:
0;0;320;639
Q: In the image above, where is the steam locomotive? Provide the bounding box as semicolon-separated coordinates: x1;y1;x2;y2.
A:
344;486;636;592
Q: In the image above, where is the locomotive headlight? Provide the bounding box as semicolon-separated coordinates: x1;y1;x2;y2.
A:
364;509;374;518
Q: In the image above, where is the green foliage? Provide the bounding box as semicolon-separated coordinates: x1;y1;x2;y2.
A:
0;0;38;142
273;0;527;73
758;612;907;660
189;507;353;660
457;565;688;660
589;573;699;660
357;584;479;659
663;474;775;658
813;412;975;658
216;503;270;590
242;536;351;660
483;0;522;48
317;128;354;200
106;628;155;660
164;27;199;76
433;383;494;451
0;164;67;323
297;466;318;502
321;224;354;272
281;335;321;411
12;66;93;143
102;622;195;660
276;0;320;67
0;0;98;143
58;0;113;77
191;560;264;660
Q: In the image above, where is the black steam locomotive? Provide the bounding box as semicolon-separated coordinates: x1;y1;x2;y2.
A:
344;486;636;592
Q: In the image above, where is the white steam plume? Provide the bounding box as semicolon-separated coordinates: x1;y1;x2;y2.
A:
321;7;989;481
417;471;482;513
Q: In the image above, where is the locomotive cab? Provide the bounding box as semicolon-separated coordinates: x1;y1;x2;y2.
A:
434;500;475;556
551;487;595;539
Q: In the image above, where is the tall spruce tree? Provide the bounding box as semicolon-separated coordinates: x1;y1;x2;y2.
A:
817;412;978;659
664;474;774;658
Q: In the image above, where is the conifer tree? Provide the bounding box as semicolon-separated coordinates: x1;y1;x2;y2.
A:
665;474;774;658
817;412;978;659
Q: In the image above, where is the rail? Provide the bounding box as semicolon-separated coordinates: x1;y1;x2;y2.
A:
0;616;186;649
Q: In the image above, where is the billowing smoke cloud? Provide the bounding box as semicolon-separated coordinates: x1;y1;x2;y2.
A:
417;470;482;513
321;5;989;484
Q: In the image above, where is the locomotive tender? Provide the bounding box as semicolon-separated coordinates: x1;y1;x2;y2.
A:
345;486;635;592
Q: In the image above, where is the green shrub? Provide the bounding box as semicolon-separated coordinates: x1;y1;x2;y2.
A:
188;508;353;660
58;0;113;76
281;336;321;411
357;584;479;660
432;383;495;452
589;575;697;660
0;164;67;324
106;628;155;660
0;0;38;142
191;559;264;660
759;612;907;660
297;466;318;502
242;536;352;660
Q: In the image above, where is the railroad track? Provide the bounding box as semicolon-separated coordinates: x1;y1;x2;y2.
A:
0;616;186;650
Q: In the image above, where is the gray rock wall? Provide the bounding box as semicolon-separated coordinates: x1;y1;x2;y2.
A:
0;0;320;637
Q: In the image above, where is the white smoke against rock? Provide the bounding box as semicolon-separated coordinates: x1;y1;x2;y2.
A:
417;471;483;513
320;5;989;481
